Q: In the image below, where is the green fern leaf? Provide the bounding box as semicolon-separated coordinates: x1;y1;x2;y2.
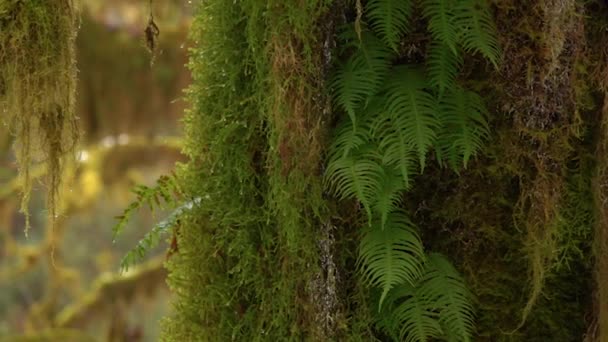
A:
455;0;500;68
421;0;458;53
387;285;444;342
330;119;372;159
325;147;383;219
372;114;417;187
417;253;474;342
426;41;462;96
120;198;201;272
373;166;408;228
380;253;474;342
366;0;413;50
384;66;441;171
112;174;180;241
436;87;489;169
329;95;383;158
331;31;392;126
358;211;426;308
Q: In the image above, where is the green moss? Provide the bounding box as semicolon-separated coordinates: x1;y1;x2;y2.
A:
160;1;608;340
160;1;375;340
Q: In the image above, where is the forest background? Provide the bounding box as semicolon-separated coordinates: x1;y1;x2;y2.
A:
0;1;191;340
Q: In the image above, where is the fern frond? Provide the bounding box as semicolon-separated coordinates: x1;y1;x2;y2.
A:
358;211;426;307
455;0;500;68
380;253;474;342
366;0;413;50
329;95;384;159
112;174;181;241
421;0;458;53
331;31;392;126
120;198;201;272
372;114;417;187
436;87;489;170
387;285;443;342
325;146;383;219
427;41;462;96
373;166;407;228
417;253;474;342
384;66;441;171
329;119;373;159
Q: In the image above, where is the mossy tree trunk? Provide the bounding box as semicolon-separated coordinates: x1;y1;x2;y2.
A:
159;1;608;341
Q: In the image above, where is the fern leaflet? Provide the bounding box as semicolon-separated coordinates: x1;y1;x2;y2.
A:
422;0;458;53
358;211;426;308
325;146;383;219
455;0;500;68
373;166;407;228
427;41;462;96
380;253;474;342
436;87;489;169
331;30;392;126
120;198;201;272
384;66;441;171
366;0;413;50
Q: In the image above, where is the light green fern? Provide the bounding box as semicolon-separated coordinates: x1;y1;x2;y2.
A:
455;0;501;68
331;30;392;126
119;197;201;272
112;174;181;241
358;212;426;308
382;66;441;171
383;253;474;342
326;0;499;340
436;87;489;169
366;0;412;50
427;42;463;96
422;0;459;53
325;146;383;219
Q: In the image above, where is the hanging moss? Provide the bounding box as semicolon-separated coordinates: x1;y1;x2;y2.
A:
0;0;80;235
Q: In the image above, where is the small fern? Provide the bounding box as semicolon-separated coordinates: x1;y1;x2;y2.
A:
326;0;498;340
382;66;441;171
382;253;474;342
436;87;489;170
329;116;373;159
112;174;181;241
422;0;459;53
373;166;408;228
331;30;392;126
112;173;187;271
366;0;412;51
325;146;383;219
119;197;201;271
455;0;501;68
426;42;463;96
358;211;426;308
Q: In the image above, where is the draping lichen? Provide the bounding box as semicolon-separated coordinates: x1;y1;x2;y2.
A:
0;0;80;235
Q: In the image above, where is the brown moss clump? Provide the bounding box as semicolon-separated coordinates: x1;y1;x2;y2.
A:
491;0;585;326
592;96;608;342
0;0;80;235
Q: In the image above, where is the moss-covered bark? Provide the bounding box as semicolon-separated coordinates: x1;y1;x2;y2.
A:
163;0;608;341
160;1;373;340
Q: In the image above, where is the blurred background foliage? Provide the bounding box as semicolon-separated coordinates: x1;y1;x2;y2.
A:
0;1;192;340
